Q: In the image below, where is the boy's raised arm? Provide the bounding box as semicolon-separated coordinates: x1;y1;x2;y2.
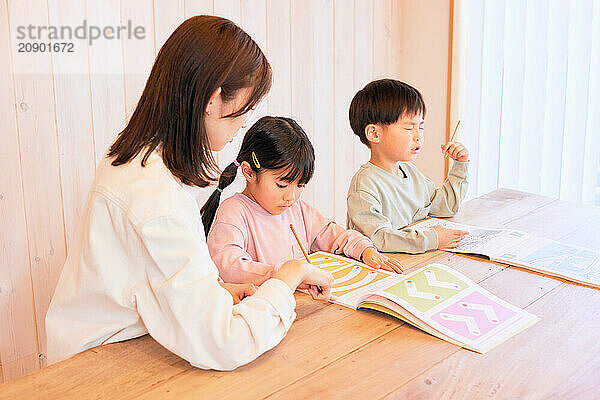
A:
429;160;469;217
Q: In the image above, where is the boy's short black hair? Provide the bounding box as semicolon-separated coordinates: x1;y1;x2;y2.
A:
349;79;426;147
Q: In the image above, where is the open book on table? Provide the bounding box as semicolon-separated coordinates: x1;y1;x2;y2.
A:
410;218;600;288
308;251;538;354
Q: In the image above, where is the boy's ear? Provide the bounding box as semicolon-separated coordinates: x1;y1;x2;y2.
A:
365;124;381;144
240;161;256;182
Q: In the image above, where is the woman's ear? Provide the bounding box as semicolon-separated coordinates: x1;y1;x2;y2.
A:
240;161;256;182
365;124;381;144
206;87;222;116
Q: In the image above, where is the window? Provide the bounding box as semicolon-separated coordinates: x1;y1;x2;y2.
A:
451;0;600;205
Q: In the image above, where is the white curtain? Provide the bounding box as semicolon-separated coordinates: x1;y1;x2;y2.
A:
451;0;600;206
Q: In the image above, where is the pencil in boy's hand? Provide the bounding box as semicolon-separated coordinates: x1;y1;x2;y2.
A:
290;224;323;295
450;119;461;142
444;119;461;159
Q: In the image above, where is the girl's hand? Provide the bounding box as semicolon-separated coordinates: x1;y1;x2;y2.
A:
361;247;404;273
219;281;257;304
441;141;469;162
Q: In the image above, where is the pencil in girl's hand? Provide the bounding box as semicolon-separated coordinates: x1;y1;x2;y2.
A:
290;224;312;265
290;224;324;295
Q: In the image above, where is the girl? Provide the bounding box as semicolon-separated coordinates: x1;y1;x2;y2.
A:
45;16;333;371
203;116;404;286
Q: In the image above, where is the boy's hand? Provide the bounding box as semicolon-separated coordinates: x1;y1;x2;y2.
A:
441;141;469;162
361;247;404;273
432;225;469;249
219;281;257;304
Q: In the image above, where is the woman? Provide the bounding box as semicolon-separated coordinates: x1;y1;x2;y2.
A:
45;15;333;371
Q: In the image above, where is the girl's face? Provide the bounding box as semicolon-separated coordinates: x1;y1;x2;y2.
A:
242;166;306;215
205;87;253;151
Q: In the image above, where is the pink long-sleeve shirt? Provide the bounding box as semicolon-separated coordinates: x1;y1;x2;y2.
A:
207;193;374;285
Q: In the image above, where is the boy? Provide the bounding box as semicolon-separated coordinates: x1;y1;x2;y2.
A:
346;79;469;254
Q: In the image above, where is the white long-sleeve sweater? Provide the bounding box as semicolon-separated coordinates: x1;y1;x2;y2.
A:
46;150;296;370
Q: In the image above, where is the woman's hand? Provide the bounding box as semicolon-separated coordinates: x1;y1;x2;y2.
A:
361;247;404;273
273;259;334;301
219;281;257;304
297;266;335;301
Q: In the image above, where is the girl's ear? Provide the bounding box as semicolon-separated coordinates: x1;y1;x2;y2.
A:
365;124;381;144
240;161;256;182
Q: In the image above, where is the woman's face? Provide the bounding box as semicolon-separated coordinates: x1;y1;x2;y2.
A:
205;87;253;151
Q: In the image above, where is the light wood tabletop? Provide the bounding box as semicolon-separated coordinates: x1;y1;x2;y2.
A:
1;189;599;400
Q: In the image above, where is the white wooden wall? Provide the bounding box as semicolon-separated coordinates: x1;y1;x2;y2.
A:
0;0;433;382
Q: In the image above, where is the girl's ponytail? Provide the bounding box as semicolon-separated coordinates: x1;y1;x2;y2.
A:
200;161;239;235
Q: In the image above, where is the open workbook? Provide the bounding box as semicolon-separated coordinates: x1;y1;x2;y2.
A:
308;251;538;354
410;218;600;288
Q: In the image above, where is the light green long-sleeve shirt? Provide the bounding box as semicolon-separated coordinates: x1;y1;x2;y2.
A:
346;161;469;254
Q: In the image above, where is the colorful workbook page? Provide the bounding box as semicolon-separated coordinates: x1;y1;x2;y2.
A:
410;218;600;288
309;252;539;353
308;251;398;309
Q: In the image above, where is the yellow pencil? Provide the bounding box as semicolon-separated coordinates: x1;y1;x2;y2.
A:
290;224;312;265
445;119;461;159
290;224;323;294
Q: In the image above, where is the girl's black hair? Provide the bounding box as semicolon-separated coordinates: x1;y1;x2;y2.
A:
200;116;315;235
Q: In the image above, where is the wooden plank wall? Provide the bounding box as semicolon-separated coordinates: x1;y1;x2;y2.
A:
0;0;433;382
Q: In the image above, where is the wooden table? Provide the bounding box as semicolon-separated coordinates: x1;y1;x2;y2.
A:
2;189;599;399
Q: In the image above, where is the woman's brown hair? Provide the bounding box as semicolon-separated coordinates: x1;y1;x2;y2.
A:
108;15;272;187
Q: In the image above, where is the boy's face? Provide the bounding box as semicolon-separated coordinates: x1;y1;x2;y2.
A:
378;113;424;162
